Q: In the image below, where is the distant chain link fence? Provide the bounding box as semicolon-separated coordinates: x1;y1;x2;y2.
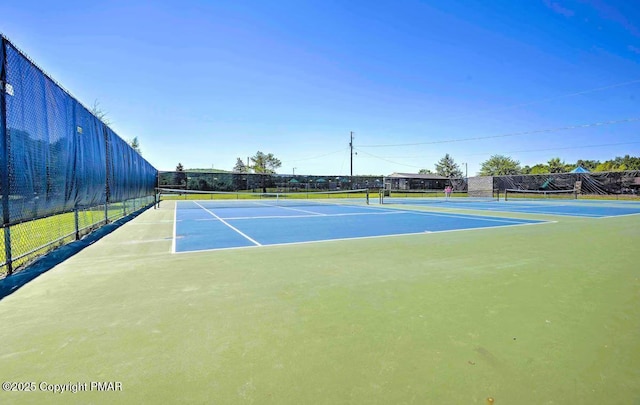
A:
158;172;386;193
492;171;640;195
0;35;157;278
158;172;478;202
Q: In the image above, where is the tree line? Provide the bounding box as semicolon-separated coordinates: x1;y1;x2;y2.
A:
172;151;640;180
418;153;640;177
171;152;282;190
231;152;282;174
474;154;640;176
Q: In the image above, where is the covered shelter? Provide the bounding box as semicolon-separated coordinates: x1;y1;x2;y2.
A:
384;172;449;191
570;166;591;173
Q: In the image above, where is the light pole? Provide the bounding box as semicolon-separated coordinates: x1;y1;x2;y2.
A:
293;167;297;175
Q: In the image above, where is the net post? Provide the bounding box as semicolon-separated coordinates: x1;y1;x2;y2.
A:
366;189;369;205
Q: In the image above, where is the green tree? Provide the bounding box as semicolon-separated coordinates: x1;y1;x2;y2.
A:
547;157;569;174
593;156;640;172
250;151;282;174
434;153;463;178
575;159;600;171
418;168;433;174
479;155;522;176
594;161;617;172
615;155;640;170
529;164;549;174
233;157;248;173
250;151;282;192
174;163;187;187
129;136;141;154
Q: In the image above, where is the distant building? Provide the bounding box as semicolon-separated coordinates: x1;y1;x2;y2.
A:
384;172;449;190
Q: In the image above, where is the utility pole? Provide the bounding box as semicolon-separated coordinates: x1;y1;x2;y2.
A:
349;131;354;178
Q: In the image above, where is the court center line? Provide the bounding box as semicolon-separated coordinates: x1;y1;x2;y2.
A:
468;207;604;218
273;205;327;216
383;202;606;218
379;208;545;224
193;202;262;246
211;211;408;221
384;202;601;219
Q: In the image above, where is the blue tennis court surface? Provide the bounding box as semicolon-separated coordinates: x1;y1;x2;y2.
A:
381;198;640;218
173;201;547;253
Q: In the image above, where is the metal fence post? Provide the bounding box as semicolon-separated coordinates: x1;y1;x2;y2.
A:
74;208;80;240
104;124;110;224
0;37;13;275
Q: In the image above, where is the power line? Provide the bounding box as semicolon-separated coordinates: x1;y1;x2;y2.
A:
358;117;640;148
286;148;348;163
437;78;640;122
464;140;640;157
357;140;640;160
356;140;640;167
355;149;425;169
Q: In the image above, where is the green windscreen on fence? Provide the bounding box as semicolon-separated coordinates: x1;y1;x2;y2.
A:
0;35;157;276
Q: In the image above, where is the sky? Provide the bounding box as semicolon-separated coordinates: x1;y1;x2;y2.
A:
1;0;639;176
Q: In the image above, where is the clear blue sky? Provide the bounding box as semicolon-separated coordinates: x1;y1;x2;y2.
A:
2;0;639;175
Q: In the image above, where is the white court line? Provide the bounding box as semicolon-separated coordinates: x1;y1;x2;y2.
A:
391;202;604;218
598;212;640;219
201;210;408;221
273;205;328;216
387;208;547;224
194;202;262;246
383;201;614;218
173;220;555;255
172;201;178;253
471;207;604;218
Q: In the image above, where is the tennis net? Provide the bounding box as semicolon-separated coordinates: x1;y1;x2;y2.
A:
380;190;499;205
157;188;371;208
504;189;578;201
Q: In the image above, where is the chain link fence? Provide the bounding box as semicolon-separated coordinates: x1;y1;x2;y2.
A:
0;35;157;278
492;171;640;196
158;172;385;193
